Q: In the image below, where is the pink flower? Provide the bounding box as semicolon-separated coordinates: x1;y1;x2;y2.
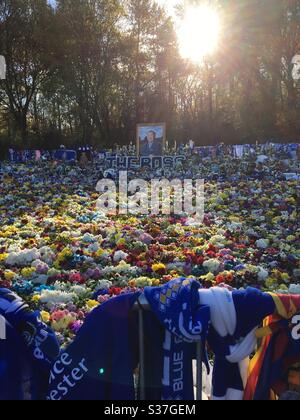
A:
98;295;110;304
69;272;84;284
51;310;68;322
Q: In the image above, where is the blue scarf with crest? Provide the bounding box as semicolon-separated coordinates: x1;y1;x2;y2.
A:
145;278;210;400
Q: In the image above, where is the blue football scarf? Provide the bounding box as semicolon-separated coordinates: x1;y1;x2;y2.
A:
0;289;60;400
0;322;29;400
144;278;210;400
208;288;275;400
47;292;140;400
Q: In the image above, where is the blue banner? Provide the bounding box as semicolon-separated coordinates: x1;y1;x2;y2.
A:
52;150;77;162
9;149;77;163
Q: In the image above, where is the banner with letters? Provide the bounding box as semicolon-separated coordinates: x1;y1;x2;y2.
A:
9;150;77;163
104;155;186;170
52;150;77;162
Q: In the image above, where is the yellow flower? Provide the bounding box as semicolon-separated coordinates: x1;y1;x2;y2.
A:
95;249;105;257
117;238;126;247
151;279;161;286
265;277;278;289
86;300;99;310
129;279;137;287
200;273;215;283
32;295;41;303
58;247;73;260
278;284;289;292
286;197;296;205
21;267;36;278
152;263;166;273
281;273;290;283
128;217;138;225
170;270;180;277
4;270;16;281
40;311;51;323
0;253;8;262
229;216;240;222
51;315;75;332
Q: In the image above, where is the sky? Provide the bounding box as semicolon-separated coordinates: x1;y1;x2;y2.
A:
48;0;181;17
157;0;181;17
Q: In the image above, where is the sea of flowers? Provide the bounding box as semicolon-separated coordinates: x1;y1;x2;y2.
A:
0;160;299;346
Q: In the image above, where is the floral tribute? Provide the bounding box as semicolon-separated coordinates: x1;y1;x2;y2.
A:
0;163;299;346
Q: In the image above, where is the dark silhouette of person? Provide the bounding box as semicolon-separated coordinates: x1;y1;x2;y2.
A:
140;130;163;156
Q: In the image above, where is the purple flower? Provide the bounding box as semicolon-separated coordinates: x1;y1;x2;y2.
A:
69;320;83;334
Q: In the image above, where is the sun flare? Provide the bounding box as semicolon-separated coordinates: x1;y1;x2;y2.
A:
178;5;220;63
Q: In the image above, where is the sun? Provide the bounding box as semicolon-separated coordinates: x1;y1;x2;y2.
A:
178;5;220;63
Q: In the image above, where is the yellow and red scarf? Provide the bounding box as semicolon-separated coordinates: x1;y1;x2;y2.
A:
244;294;300;400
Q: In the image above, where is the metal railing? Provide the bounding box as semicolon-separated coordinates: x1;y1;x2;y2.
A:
134;294;203;401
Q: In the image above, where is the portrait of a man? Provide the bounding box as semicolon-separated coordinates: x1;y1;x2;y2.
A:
137;123;166;156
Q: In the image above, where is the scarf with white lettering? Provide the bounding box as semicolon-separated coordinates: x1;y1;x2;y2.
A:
199;287;276;400
0;289;60;400
144;278;210;400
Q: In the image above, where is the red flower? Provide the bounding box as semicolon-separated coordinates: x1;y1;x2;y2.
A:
267;248;278;255
0;279;12;288
227;273;234;283
136;261;146;268
207;244;217;252
216;272;234;285
69;273;85;284
203;216;212;226
196;256;204;265
109;287;122;296
215;275;225;285
206;251;216;258
162;275;173;283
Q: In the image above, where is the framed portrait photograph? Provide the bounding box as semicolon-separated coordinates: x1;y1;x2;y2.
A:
137;123;166;156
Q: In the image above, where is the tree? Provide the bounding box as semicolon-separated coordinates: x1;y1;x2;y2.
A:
0;0;56;143
0;0;299;147
55;0;123;145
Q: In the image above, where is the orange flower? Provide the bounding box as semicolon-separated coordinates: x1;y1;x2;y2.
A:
215;275;224;285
